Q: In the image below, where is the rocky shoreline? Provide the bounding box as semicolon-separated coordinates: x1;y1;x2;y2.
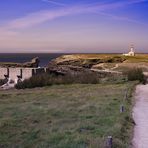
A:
47;54;126;75
0;57;40;68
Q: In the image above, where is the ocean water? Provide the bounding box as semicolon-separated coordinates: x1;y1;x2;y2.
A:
0;53;64;67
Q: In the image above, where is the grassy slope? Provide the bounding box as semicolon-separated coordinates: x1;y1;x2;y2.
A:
53;54;148;72
55;54;148;62
124;55;148;63
0;83;136;148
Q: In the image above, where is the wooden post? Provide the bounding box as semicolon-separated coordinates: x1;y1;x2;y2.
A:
7;68;9;77
20;69;22;78
124;89;128;100
106;136;113;148
120;105;125;113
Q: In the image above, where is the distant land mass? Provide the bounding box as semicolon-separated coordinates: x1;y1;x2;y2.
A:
0;53;64;67
0;53;148;68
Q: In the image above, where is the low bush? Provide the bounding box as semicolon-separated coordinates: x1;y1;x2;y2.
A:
125;68;146;83
15;72;100;89
0;79;7;86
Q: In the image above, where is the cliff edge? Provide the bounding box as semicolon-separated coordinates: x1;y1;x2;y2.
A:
0;57;40;68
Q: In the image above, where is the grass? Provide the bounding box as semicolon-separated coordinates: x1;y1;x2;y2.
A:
125;55;148;63
0;83;137;148
55;54;148;62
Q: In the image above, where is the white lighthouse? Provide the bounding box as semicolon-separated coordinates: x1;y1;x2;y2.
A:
123;45;135;56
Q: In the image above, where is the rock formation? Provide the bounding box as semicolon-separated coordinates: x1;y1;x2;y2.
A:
22;57;40;68
0;57;40;68
47;54;125;75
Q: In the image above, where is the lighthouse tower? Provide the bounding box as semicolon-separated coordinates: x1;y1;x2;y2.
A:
123;45;135;56
128;45;135;56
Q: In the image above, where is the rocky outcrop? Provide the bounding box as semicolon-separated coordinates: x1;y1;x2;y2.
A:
22;57;40;68
47;54;125;75
52;55;100;68
51;55;126;68
48;62;89;75
0;57;40;68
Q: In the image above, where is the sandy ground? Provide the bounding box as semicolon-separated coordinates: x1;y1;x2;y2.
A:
133;84;148;148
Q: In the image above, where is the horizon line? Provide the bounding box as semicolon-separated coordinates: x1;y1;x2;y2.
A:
0;52;148;54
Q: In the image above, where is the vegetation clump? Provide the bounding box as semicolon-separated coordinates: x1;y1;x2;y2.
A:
0;79;7;86
15;72;100;89
125;68;146;83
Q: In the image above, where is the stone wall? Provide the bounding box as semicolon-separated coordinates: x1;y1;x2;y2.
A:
9;68;22;81
0;68;8;79
22;68;34;80
0;67;46;81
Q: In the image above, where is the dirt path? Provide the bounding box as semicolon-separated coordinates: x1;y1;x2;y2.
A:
133;84;148;148
91;63;122;74
91;68;122;74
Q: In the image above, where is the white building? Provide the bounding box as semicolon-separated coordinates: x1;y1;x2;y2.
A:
123;45;135;56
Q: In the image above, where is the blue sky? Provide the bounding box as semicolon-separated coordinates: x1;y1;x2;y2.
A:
0;0;148;53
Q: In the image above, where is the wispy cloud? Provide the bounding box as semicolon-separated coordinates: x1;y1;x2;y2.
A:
89;0;148;10
2;0;148;30
6;7;84;29
96;11;147;26
42;0;66;6
0;0;147;52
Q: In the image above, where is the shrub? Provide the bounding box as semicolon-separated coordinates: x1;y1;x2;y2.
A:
0;79;7;86
15;72;100;89
125;68;145;83
15;73;52;89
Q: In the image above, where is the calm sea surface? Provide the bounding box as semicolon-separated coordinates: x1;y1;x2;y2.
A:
0;53;65;67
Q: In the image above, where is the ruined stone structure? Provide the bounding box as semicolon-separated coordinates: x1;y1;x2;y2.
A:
0;57;45;89
0;67;47;84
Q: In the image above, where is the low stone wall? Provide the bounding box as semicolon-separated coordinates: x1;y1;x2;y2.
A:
0;67;46;81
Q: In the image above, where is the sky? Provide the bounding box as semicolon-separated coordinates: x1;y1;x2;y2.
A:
0;0;148;53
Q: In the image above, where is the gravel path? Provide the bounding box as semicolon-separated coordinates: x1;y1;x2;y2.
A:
133;84;148;148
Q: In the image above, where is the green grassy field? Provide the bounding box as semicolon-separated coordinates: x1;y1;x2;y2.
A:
0;83;136;148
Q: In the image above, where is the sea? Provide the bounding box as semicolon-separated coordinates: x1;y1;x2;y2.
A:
0;53;65;67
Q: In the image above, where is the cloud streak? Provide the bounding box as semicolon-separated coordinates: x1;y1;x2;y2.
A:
96;11;147;26
89;0;148;11
42;0;66;6
2;0;148;30
6;7;85;29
